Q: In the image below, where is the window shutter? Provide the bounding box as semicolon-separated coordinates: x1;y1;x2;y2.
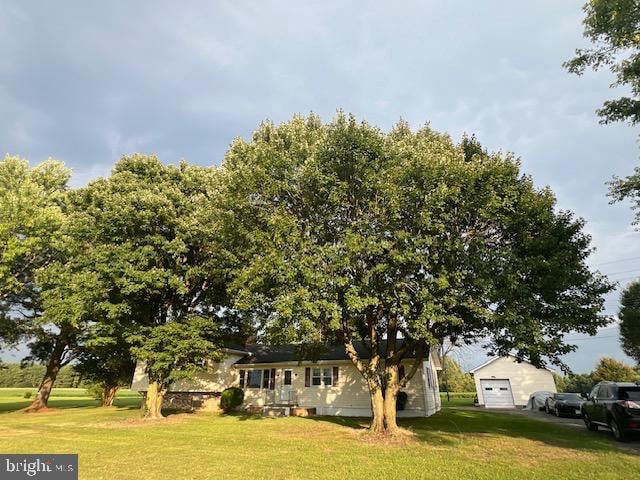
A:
269;368;276;390
262;369;270;389
239;370;245;389
305;367;311;387
398;365;405;380
332;366;339;385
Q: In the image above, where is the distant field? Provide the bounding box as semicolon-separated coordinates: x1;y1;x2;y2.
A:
0;387;142;412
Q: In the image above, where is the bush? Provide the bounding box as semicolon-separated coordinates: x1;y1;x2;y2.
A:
396;391;408;411
85;383;105;401
220;387;244;413
23;391;32;399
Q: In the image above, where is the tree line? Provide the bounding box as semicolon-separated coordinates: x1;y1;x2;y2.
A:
0;112;632;436
0;363;83;388
555;357;640;394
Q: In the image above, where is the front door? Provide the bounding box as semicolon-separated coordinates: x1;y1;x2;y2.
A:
280;369;293;403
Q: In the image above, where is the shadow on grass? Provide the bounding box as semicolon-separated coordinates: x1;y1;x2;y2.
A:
225;411;269;421
0;398;142;413
298;408;628;454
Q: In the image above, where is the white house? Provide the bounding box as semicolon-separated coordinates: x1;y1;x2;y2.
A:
131;341;443;417
470;355;556;408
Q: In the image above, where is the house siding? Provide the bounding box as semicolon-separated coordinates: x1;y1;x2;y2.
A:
130;351;442;418
472;356;556;407
130;353;245;392
237;360;430;416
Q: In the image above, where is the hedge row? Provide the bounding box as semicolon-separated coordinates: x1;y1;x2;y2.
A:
439;391;476;399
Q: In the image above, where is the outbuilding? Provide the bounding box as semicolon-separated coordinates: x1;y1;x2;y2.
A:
470;355;556;408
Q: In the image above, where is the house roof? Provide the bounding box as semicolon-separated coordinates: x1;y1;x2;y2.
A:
233;340;423;365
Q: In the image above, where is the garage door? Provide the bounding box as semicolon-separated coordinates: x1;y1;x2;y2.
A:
480;379;515;408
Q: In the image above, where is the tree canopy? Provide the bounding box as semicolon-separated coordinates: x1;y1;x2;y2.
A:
565;0;640;126
618;281;640;365
592;356;640;382
222;113;612;433
0;155;70;346
438;357;475;393
57;155;232;418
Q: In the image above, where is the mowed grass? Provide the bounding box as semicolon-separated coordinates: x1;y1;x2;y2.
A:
0;389;638;480
0;387;142;412
439;395;475;407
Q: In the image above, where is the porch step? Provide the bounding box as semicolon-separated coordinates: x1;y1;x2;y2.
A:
263;406;290;417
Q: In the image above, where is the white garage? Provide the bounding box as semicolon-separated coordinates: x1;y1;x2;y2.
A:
470;355;556;408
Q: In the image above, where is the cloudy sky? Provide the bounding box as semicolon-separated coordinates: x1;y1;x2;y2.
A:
1;1;639;372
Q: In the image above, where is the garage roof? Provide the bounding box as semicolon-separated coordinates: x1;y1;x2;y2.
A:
469;355;554;373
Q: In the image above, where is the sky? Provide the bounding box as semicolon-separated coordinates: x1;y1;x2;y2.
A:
1;1;639;373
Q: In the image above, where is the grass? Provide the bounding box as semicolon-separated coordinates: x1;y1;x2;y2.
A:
439;394;475;407
0;388;637;480
0;387;142;412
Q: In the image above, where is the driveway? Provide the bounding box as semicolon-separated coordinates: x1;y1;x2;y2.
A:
481;407;640;455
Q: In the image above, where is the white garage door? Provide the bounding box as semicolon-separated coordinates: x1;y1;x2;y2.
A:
480;379;515;408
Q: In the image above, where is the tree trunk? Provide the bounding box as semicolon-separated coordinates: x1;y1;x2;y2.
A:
101;385;119;407
25;335;66;412
368;381;386;434
142;381;165;419
383;364;400;435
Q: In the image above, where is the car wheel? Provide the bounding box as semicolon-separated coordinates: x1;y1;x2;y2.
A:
583;412;598;431
609;417;629;442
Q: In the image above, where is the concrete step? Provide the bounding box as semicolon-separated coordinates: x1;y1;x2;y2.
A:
263;406;290;417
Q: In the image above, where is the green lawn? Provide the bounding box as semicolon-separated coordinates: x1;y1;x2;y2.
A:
0;388;637;480
439;393;475;407
0;387;142;412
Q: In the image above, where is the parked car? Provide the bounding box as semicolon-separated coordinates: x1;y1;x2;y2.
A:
524;391;553;411
582;381;640;442
545;393;584;417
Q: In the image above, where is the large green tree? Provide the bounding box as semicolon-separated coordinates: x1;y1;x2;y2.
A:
0;155;81;410
565;0;640;126
0;155;70;345
60;155;233;418
438;357;475;393
73;322;136;407
618;281;640;363
592;356;640;382
222;113;612;435
609;170;640;362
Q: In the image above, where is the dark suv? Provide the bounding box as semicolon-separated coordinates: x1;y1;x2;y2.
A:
582;381;640;442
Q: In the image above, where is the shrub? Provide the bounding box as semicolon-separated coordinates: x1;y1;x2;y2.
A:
396;391;408;411
23;391;32;399
85;382;105;401
220;387;244;413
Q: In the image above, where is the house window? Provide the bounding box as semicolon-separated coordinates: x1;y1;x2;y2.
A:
247;370;263;388
312;367;333;386
284;370;292;386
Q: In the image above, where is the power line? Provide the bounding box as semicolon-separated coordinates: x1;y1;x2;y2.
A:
603;267;640;277
563;334;619;342
593;255;640;267
609;275;640;284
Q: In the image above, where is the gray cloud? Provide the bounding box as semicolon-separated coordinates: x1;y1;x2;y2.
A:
1;0;638;370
